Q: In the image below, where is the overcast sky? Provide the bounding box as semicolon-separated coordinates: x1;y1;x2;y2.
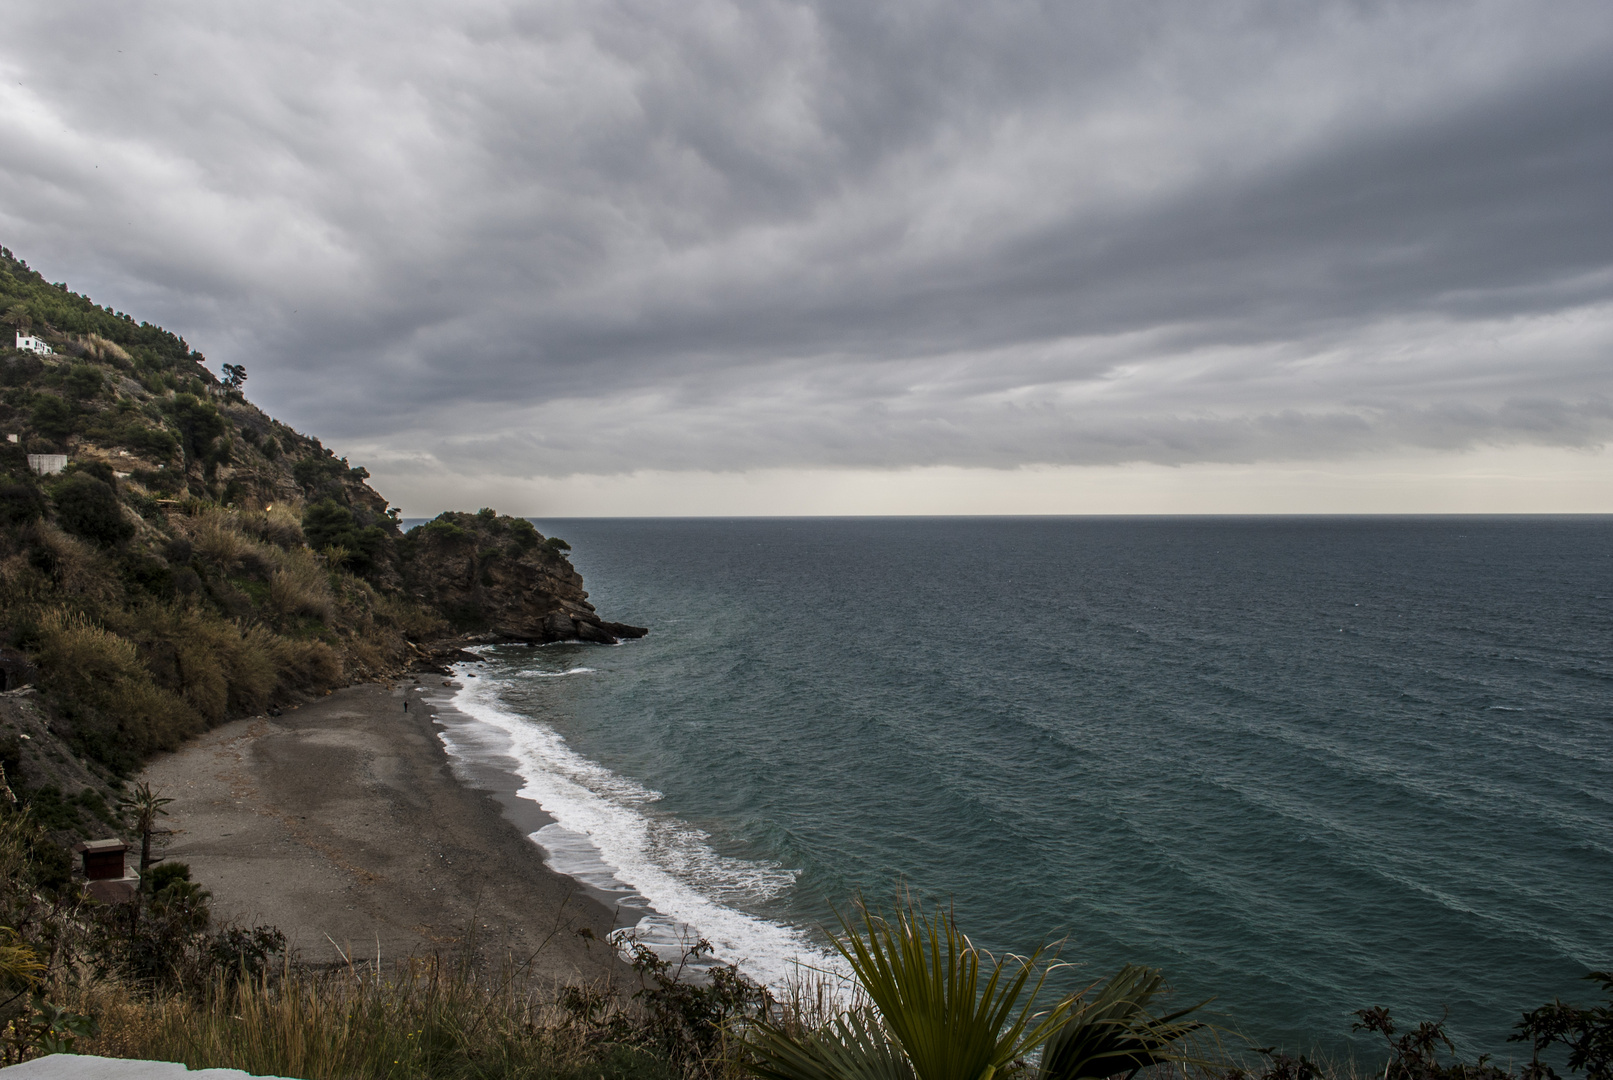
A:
2;0;1611;514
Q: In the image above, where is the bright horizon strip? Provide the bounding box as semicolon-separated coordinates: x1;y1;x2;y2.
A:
371;444;1613;518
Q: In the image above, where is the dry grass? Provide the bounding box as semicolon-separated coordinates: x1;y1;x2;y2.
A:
236;503;307;550
75;958;666;1080
32;607;205;754
376;594;448;641
267;635;344;691
185;507;279;580
267;547;336;624
24;522;118;603
78;334;133;364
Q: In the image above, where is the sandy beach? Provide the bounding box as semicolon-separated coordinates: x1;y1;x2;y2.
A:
139;679;624;984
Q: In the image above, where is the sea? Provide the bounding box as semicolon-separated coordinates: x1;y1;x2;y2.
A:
424;516;1612;1063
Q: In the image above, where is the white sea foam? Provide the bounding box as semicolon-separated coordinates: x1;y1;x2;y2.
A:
443;662;847;989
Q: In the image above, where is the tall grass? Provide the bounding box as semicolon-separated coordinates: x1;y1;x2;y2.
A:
267;548;336;624
236;504;307;550
33;608;205;758
187;508;272;578
77;957;672;1080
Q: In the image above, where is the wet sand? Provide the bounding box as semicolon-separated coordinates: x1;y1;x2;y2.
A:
139;680;624;983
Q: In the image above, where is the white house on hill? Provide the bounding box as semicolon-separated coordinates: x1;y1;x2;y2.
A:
14;330;53;355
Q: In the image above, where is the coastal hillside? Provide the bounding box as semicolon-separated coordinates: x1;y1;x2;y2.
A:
0;245;641;846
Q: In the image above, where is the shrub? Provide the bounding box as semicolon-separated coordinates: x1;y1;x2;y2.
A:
51;474;133;547
81;334;132;366
266;637;342;692
417;517;467;542
508;517;540;550
237;505;304;550
129;467;181;496
32;609;204;767
266;548;335;624
25;522;118;602
116;606;279;721
302;501;386;575
65;365;102;399
1512;972;1613;1080
120;423;179;461
0;481;46;527
147;861;193;895
28;394;73;440
188;509;274;578
291;455;346;497
165;394;225;465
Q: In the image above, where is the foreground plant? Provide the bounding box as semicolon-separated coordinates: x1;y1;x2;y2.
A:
1512;973;1613;1080
741;897;1205;1080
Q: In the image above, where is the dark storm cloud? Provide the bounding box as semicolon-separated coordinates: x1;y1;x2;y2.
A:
1;0;1610;477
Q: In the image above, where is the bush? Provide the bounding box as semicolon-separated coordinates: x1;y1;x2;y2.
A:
266;637;342;691
302;501;386;575
1512;973;1613;1080
188;509;274;578
129;467;181;496
165;394;225;464
32;609;204;768
24;522;117;602
266;551;335;624
120;423;179;461
236;506;303;550
51;474;133;546
147;861;193;895
65;365;102;399
116;606;280;722
508;517;540;550
0;481;46;527
28;394;73;440
291;455;346;497
416;517;467;542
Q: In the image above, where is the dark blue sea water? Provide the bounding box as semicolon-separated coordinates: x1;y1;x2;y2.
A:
445;517;1612;1062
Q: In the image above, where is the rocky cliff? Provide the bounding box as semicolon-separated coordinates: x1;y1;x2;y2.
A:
400;510;647;644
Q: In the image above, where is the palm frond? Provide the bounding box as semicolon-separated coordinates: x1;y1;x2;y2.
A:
744;1007;916;1080
833;897;1071;1080
1038;964;1208;1080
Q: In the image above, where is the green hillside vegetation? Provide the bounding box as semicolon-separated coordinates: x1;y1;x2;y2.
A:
0;246;607;850
0;248;452;815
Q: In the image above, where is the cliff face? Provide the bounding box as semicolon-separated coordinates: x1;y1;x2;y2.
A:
400;511;647;644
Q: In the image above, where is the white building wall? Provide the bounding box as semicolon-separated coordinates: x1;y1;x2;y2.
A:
13;331;53;355
26;454;67;475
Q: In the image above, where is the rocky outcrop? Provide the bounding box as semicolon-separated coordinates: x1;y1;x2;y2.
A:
398;510;647;645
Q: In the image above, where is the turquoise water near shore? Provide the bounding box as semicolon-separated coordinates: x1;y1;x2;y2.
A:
447;517;1612;1061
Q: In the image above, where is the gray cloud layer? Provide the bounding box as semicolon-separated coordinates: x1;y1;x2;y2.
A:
2;0;1610;479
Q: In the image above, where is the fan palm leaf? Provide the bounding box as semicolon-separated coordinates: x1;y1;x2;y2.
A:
829;897;1071;1080
738;898;1207;1080
1038;964;1208;1080
746;1007;916;1080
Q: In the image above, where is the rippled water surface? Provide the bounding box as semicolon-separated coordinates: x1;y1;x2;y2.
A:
457;517;1612;1059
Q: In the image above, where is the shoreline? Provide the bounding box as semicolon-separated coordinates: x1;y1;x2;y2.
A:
139;678;628;983
427;665;658;931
